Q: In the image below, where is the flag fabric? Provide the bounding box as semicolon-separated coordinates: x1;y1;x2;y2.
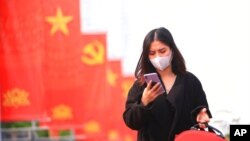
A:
79;34;109;140
41;0;85;128
0;0;45;121
92;60;137;141
1;0;136;140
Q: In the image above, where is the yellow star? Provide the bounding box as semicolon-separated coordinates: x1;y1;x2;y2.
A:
122;80;133;98
107;69;118;87
45;8;73;35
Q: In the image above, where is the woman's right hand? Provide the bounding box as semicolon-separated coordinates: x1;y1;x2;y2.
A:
141;80;163;106
196;108;210;128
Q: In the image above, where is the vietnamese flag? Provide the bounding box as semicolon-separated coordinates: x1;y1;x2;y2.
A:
40;0;87;128
120;75;137;141
105;60;123;128
121;76;135;100
41;0;81;91
105;61;137;141
105;60;125;141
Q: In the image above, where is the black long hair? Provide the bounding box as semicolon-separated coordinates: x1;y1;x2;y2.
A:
135;27;186;85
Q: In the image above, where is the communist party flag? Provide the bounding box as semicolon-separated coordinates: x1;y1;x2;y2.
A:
79;33;107;139
0;0;46;121
41;32;107;129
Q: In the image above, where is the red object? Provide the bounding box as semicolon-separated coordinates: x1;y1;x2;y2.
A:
1;0;136;140
42;34;107;128
0;0;46;121
175;130;226;141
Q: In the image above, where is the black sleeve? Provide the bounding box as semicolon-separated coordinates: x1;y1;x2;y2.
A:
123;80;152;130
189;74;212;123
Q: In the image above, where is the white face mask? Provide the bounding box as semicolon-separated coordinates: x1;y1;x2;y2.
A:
150;52;172;71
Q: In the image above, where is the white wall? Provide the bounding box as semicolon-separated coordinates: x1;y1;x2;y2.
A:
80;0;250;125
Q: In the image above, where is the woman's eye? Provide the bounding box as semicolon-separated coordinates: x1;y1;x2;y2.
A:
159;49;166;53
149;51;155;55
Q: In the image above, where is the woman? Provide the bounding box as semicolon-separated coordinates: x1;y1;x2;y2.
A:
123;27;212;141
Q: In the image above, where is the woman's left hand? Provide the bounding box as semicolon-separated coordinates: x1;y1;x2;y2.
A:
196;108;210;128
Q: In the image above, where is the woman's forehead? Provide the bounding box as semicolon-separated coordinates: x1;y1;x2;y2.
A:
150;40;170;50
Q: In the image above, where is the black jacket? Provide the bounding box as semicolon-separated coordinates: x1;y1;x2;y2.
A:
123;72;212;141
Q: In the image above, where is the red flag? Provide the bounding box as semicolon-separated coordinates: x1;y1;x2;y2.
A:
79;34;108;139
94;60;136;141
80;33;107;115
0;0;45;121
1;1;136;140
121;76;135;100
40;0;84;128
41;0;81;91
42;33;107;129
106;66;137;141
105;60;123;127
120;76;137;141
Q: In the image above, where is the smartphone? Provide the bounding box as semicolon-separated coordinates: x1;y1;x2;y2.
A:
144;73;165;94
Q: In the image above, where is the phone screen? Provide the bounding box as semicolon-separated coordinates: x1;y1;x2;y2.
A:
144;73;165;94
150;81;157;87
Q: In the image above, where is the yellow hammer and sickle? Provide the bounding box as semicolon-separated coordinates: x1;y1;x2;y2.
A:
81;40;105;65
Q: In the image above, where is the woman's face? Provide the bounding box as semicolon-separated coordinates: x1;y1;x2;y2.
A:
148;40;171;59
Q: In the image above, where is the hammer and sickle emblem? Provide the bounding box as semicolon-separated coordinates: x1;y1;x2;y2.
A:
81;40;105;65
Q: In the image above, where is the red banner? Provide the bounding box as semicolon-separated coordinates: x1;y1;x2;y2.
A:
41;0;81;91
82;60;136;141
1;0;136;140
105;61;137;141
0;0;45;121
40;0;84;128
120;76;137;140
42;33;107;129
